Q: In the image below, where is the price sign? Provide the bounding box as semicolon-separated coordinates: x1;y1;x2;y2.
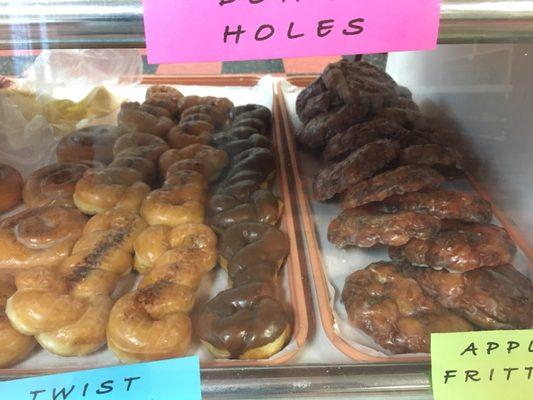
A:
431;330;533;400
0;356;201;400
142;0;441;63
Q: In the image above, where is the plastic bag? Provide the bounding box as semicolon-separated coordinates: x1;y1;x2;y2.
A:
23;49;143;98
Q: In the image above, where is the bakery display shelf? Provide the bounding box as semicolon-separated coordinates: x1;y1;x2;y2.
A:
276;77;533;363
0;75;308;376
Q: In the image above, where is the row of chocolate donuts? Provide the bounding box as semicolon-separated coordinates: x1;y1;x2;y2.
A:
196;104;292;360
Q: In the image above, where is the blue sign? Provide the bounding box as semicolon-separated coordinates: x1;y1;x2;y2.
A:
0;356;201;400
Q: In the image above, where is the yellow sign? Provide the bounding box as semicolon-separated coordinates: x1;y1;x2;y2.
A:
431;330;533;400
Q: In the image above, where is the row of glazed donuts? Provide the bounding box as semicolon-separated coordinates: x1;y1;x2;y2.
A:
6;208;147;357
105;92;231;362
0;86;182;366
196;105;292;360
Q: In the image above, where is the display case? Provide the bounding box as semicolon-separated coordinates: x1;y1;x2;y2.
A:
0;1;531;399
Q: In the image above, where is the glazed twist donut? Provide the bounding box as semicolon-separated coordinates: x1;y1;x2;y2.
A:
113;133;169;164
146;85;183;104
23;162;93;209
133;223;217;274
140;187;205;227
73;167;151;215
178;96;233;122
107;223;217;363
0;206;87;270
117;102;175;138
56;125;120;165
0;163;23;213
6;208;147;356
0;272;36;367
166;121;214;149
160;145;229;182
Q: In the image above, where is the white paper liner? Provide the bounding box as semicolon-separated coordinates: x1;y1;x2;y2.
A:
2;77;299;372
280;79;532;359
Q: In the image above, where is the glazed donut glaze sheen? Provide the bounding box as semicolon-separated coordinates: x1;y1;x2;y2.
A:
0;163;23;213
0;206;87;269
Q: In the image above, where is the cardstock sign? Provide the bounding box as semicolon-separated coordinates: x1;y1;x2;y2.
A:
0;356;201;400
142;0;441;63
431;330;533;400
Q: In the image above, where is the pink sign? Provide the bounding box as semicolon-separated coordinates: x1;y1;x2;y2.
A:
143;0;441;64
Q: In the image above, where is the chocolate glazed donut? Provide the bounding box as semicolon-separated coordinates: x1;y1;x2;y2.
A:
196;104;291;360
208;105;280;232
197;222;291;360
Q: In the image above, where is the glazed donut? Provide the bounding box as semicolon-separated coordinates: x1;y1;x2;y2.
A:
0;163;23;213
163;169;207;193
133;223;217;274
181;105;228;129
0;272;36;368
109;156;157;185
177;144;229;181
117;102;175;138
0;206;86;270
140;103;172;118
23;163;91;209
73;167;151;215
107;223;217;363
113;133;169;163
218;222;289;271
166;121;214;149
196;282;290;359
160;145;228;182
178;96;233;118
146;85;183;104
57;125;120;164
140;187;205;227
211;190;282;234
165;159;209;181
180;112;214;125
6;209;146;356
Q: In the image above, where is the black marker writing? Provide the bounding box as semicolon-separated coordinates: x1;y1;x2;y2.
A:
464;370;480;382
52;385;75;400
317;19;335;37
287;22;304;39
343;18;365;35
96;380;113;395
460;342;478;356
255;24;275;41
30;390;46;400
124;376;141;392
443;370;457;384
224;25;246;43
